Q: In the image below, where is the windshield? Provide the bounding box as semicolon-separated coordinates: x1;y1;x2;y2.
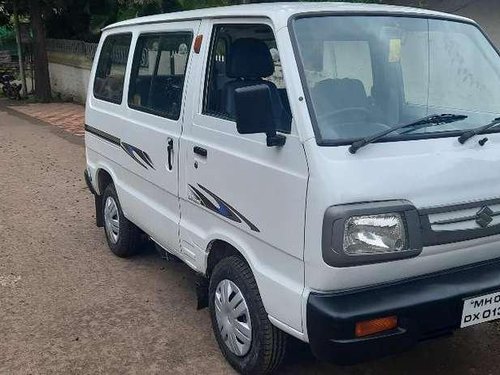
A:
292;16;500;145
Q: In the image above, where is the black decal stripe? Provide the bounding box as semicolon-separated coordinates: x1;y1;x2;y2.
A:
199;185;260;233
188;185;203;204
121;142;155;170
141;151;155;169
136;149;155;170
121;142;148;169
85;125;155;170
189;184;242;223
191;184;260;233
84;124;120;146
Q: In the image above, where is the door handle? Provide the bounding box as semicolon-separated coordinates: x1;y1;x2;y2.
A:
193;146;207;157
167;138;174;170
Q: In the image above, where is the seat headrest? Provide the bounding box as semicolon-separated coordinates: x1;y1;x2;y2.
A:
227;38;274;79
312;78;368;111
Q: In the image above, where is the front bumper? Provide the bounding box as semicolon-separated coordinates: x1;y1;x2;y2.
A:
307;258;500;365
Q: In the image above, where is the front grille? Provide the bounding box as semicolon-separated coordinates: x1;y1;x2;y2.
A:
419;198;500;246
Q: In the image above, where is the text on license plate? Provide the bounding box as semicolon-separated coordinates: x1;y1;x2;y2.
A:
461;291;500;328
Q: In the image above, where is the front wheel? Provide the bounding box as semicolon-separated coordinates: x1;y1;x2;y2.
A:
209;256;287;374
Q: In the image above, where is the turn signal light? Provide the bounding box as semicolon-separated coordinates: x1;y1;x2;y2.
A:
194;35;203;54
355;316;398;337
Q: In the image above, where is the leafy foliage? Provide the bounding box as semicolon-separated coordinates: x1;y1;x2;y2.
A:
2;0;383;43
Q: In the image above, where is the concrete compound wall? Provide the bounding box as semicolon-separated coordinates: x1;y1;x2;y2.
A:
48;62;91;104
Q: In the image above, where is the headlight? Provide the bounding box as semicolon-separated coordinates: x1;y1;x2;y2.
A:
343;213;407;255
322;201;422;267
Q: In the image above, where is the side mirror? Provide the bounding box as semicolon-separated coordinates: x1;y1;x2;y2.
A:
234;84;286;147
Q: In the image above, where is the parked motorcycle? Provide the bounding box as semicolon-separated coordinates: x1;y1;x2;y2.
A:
0;74;23;100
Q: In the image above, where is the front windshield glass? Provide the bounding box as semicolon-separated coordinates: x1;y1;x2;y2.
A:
292;16;500;144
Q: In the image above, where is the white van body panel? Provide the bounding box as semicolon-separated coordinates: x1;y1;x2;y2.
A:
85;29;135;208
305;136;500;291
84;2;500;347
178;18;308;332
120;21;200;255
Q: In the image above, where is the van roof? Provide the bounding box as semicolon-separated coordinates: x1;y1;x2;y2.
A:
103;2;473;32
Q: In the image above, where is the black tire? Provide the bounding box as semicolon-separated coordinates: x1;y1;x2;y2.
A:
209;256;287;374
101;183;141;258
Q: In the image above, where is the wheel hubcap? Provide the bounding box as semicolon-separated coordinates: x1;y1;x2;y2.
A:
214;279;252;357
104;196;120;244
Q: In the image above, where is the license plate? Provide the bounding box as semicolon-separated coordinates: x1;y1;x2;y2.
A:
461;291;500;328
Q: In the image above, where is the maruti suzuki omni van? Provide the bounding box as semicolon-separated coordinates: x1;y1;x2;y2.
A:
84;3;500;373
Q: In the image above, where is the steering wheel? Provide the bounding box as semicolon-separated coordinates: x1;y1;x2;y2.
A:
317;106;372;123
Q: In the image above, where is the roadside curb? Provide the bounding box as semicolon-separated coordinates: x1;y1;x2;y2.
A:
0;99;85;145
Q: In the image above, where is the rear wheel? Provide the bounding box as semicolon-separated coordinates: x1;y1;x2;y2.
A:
209;256;287;374
102;184;141;258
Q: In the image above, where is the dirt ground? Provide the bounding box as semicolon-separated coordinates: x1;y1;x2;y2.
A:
1;105;500;375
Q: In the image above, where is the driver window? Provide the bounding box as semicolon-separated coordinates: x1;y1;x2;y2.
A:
203;24;292;133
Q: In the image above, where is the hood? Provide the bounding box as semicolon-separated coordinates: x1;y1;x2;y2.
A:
305;133;500;291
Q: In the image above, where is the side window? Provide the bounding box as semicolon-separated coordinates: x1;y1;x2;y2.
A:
203;24;291;132
94;33;132;104
128;32;193;120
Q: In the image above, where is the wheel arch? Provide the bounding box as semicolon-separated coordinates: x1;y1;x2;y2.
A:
94;166;116;195
196;236;253;310
206;238;250;278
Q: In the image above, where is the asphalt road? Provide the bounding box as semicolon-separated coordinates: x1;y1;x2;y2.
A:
1;106;500;374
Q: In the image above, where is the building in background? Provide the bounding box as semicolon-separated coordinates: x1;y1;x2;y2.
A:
386;0;500;47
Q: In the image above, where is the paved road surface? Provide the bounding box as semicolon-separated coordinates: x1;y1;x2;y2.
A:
1;106;500;374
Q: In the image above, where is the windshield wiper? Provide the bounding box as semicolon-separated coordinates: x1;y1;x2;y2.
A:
349;114;468;154
458;117;500;144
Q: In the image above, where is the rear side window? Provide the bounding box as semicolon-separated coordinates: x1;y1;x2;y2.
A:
128;32;193;120
94;33;132;104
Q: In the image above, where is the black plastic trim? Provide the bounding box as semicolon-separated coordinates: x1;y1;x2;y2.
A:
287;12;500;147
322;201;422;267
307;257;500;364
193;146;208;157
420;198;500;246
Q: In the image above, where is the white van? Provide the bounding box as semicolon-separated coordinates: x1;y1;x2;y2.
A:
84;2;500;373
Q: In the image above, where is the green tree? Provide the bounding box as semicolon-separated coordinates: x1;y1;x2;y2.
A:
0;0;55;101
29;0;51;101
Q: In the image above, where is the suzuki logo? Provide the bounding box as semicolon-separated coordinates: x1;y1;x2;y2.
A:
476;206;494;228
